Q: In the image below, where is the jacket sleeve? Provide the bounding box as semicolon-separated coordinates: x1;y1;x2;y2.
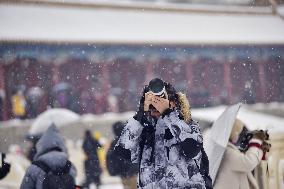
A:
69;163;77;179
227;144;263;173
161;110;203;158
117;117;144;163
20;166;37;189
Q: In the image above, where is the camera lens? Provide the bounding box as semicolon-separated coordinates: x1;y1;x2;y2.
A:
148;78;165;94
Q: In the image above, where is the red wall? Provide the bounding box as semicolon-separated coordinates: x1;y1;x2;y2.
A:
2;56;284;119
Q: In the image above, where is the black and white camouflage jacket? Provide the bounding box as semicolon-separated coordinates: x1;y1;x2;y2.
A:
118;110;206;189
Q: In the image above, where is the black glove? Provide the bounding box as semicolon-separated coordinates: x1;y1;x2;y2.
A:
133;110;154;127
133;86;151;126
0;154;11;180
261;141;271;153
133;109;145;123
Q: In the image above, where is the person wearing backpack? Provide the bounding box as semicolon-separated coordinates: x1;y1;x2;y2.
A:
117;78;211;189
20;125;77;189
106;121;138;189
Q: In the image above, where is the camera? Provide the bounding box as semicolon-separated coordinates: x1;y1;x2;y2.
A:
236;127;253;152
148;78;167;99
147;78;167;111
237;128;269;152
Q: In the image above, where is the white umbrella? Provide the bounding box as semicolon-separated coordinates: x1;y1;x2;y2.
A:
206;103;241;183
27;87;44;98
29;108;80;136
52;82;72;94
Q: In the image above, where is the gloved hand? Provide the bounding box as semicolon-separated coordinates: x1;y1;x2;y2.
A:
252;130;269;141
261;141;271;153
133;109;145;124
261;141;271;160
0;154;11;179
0;162;11;179
133;86;152;126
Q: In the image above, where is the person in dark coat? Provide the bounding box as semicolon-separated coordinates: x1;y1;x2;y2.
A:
107;121;138;189
117;78;208;189
82;130;102;189
20;125;77;189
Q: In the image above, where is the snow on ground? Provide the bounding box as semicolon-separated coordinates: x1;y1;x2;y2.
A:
277;5;284;18
100;183;123;189
192;104;284;133
80;111;135;123
248;102;284;118
192;105;227;123
1;103;284;188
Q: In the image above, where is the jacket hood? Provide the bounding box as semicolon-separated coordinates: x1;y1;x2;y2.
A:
34;124;67;161
177;92;191;124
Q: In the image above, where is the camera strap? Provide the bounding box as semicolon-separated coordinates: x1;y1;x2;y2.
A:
248;142;261;149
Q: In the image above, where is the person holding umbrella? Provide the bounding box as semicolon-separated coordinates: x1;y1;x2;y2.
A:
213;118;271;189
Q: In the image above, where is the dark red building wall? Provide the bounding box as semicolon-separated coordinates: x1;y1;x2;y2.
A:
2;55;284;119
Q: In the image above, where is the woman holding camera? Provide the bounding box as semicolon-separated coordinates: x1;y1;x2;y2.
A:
214;119;271;189
117;78;210;189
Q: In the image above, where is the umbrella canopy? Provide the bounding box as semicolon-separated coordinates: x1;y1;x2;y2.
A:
52;82;72;94
206;103;241;183
27;87;44;98
28;108;80;136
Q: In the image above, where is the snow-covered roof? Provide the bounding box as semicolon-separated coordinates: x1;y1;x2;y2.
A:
1;2;284;44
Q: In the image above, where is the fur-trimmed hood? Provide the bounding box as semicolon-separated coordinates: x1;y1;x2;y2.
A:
176;92;191;124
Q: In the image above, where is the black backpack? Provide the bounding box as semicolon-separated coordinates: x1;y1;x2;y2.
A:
106;141;127;176
106;141;137;177
106;145;120;176
32;160;76;189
